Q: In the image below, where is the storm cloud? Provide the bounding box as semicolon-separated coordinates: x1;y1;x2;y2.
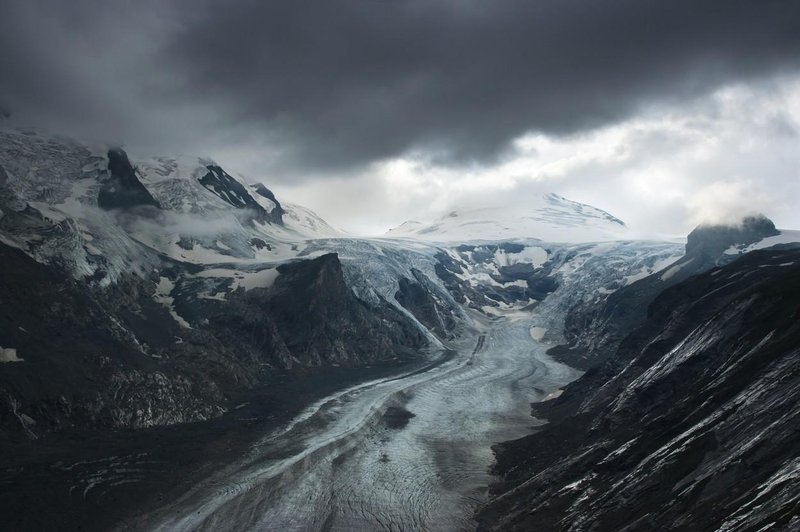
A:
2;1;800;235
2;0;800;175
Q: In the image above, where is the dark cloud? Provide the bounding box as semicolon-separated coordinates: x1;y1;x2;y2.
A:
0;1;182;146
2;0;800;175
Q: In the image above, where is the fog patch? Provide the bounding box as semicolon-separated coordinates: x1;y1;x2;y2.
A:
686;180;774;228
115;207;256;249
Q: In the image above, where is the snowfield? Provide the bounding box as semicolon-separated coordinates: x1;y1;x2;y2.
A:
386;193;628;243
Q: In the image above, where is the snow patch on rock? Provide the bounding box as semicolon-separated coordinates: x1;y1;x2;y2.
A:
0;347;23;363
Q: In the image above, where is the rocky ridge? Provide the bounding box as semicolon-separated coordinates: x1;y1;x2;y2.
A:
478;246;800;531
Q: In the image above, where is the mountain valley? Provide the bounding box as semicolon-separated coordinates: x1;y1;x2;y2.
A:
0;127;798;531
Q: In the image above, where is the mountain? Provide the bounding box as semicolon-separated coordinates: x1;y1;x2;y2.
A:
477;247;800;531
0;127;454;439
0;127;680;467
386;193;628;243
3;126;799;531
552;215;800;370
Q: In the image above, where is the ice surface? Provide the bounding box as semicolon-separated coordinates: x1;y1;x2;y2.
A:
386;193;628;243
141;311;581;531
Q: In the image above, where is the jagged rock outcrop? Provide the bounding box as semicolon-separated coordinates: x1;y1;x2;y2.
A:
211;253;427;369
98;148;161;210
251;182;285;224
200;165;283;224
478;248;800;531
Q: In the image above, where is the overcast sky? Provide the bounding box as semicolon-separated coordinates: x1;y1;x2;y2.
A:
2;0;799;236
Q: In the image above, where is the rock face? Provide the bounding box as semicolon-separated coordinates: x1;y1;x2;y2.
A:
0;243;430;439
395;268;457;339
270;254;427;364
213;254;427;369
478;248;800;531
685;214;779;258
250;182;286;224
0;242;226;434
98;148;161;210
0;129;439;440
555;215;789;370
199;165;283;225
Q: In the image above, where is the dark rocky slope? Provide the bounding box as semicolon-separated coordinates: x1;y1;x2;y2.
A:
200;164;284;225
0;242;224;434
212;253;426;369
478;248;800;531
0;249;427;440
98;148;161;210
396;267;458;339
555;216;790;370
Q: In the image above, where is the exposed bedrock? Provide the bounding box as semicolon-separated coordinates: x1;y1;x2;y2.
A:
478;248;800;531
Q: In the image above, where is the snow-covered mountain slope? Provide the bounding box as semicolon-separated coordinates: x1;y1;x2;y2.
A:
0;128;344;281
281;201;342;238
386;193;628;243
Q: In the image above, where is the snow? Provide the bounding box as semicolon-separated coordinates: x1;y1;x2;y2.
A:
154;277;192;329
134;155;211;185
530;326;547;341
385;193;628;243
0;347;23;363
723;229;800;255
280;202;342;239
624;255;680;285
660;257;694;281
602;438;639;463
386;221;423;235
196;267;280;291
494;246;549;268
248;184;278;213
543;389;563;400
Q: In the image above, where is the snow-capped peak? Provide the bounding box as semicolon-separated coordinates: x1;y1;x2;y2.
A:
385;193;628;243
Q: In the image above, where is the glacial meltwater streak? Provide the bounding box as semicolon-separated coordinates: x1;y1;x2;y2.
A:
141;311;580;531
